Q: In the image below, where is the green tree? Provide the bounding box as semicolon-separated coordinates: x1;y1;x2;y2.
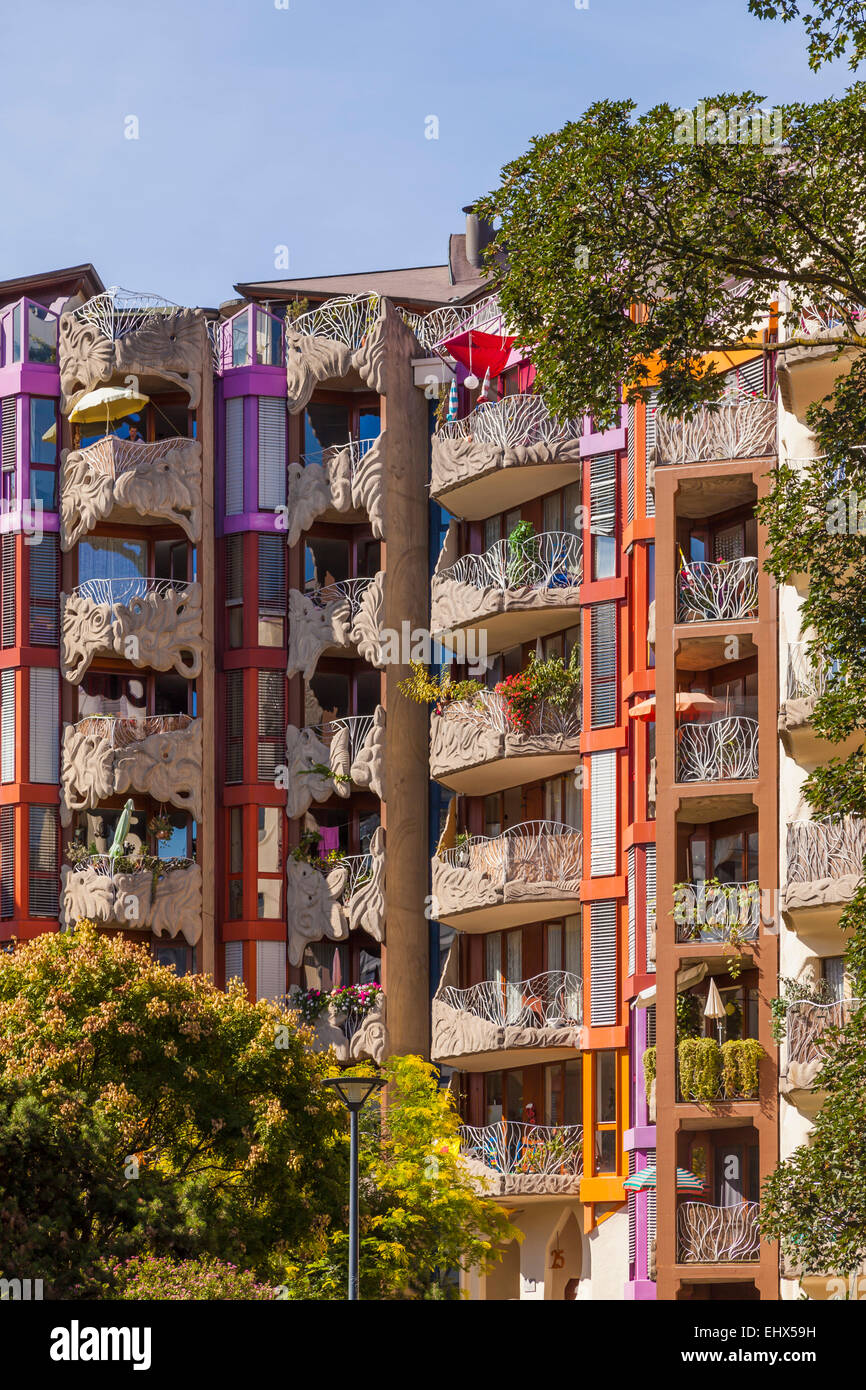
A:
749;0;866;71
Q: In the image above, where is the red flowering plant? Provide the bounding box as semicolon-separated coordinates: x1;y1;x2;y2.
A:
495;648;580;735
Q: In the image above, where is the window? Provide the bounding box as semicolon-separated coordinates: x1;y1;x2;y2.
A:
225;397;244;515
257;806;282;919
590;900;617;1026
2;397;16;505
29;536;59;646
228;807;243;919
590;749;617;875
225;535;244;648
545;1058;581;1125
590;452;616;579
153;944;193;976
225;671;244;783
231;312;250;368
595;1051;618;1172
1;670;14;782
258;397;287;511
485;929;522;1021
1;535;14;647
29;806;58;916
225;941;244;983
26;304;58;364
485;1070;523;1125
258;534;285;647
256;940;285;1001
29;398;57;510
304;402;350;456
257;670;285;780
77;536;144;585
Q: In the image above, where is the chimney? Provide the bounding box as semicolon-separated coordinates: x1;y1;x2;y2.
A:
463;204;496;270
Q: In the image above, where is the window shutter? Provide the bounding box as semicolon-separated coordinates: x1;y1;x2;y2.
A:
647;1003;656;1046
258;398;287;511
645;843;656;975
225;941;244;983
646;1146;657;1278
627;846;636;977
257;669;285;780
590;748;617;876
645;389;658;456
1;534;14;648
727;358;765;397
258;534;286;612
225;397;244;516
256;939;285;1001
589;452;616;538
29;535;59;645
225;534;243;604
28;805;58;916
590;601;617;728
1;670;14;783
225;670;244;784
626;408;635;525
1;398;15;475
628;1150;636;1269
0;806;13;917
589;898;617;1026
29;667;58;782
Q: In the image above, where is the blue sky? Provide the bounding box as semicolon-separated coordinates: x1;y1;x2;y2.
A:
0;0;848;305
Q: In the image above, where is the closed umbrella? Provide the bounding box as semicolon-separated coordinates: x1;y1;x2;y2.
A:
704;976;727;1044
108;799;136;866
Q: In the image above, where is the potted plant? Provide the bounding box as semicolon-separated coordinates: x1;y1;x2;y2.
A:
148;812;174;843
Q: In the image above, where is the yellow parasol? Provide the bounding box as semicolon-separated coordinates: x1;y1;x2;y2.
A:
67;385;150;428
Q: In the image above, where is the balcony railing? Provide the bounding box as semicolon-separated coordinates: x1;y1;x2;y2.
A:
654;395;776;466
436;394;579;450
72;577;193;612
677;1201;760;1263
677;558;758;622
796;295;866;340
786;643;839;701
439;530;582;593
311;715;376;766
73;713;193;748
301;436;377;477
676;717;759;782
439;688;581;741
286;293;380;350
403;292;503;352
786;816;866;885
305;576;375;620
460;1121;583;1178
441;970;583;1029
440;821;582;886
74;435;192;480
786;998;864;1071
81;852;195;876
68;287;178;342
673;880;760;943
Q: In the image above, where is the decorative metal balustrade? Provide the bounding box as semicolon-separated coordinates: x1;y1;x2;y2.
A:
68;287;179;341
436;393;579;450
440;821;582;886
403;292;504;351
332;853;373;903
442;970;583;1029
286;293;380;350
73;713;193;748
440;530;582;593
81;852;195;876
786;643;839;701
673;880;760;943
460;1121;583;1178
300;436;377;475
72;577;193;612
676;718;759;783
313;715;375;765
677;558;758;622
677;1202;760;1263
786;816;866;885
76;435;192;479
654;396;776;466
439;688;581;741
305;576;374;619
796;295;866;339
786;998;864;1071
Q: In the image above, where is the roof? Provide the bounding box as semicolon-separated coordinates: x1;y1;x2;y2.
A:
0;263;104;312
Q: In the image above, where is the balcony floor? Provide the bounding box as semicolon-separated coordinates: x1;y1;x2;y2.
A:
433;748;581;796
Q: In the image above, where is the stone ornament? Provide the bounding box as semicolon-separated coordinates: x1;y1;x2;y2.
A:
286;589;352;682
348;826;385;942
60;862;203;945
285;858;349;967
285;296;420;413
349;571;386;669
59;306;208;412
284;724;351;820
60;718;203;826
61;583;204;685
349;705;385;800
60;437;202;549
285;431;385;546
431;434;582;502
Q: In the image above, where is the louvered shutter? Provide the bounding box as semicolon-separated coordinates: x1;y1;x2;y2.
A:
647;1004;656;1045
1;670;13;783
626;407;635;525
590;601;617;727
29;535;59;645
645;843;656;975
646;1147;657;1279
28;805;58;916
627;846;636;976
1;535;14;648
225;941;244;983
727;359;765;398
256;939;286;1001
257;669;285;780
0;806;13;917
645;390;658;456
225;397;244;516
628;1150;637;1269
29;667;58;782
589;899;617;1026
1;398;15;478
590;749;617;876
225;535;244;603
589;452;616;537
225;670;244;783
258;534;286;612
258;398;287;511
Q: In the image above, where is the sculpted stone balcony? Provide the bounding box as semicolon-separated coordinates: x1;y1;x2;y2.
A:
677;558;758;623
287;573;384;681
60;436;202;548
779;645;859;761
783;816;866;932
675;717;759;784
61;578;203;685
673;880;760;945
430;689;581;795
285;983;387;1065
777;297;866;419
432;969;583;1070
432;528;582;658
284;293;420;411
285;709;385;818
60;853;202;945
460;1121;583;1201
60;714;202;827
677;1201;760;1264
59;288;209;411
431;394;582;520
653;395;776;467
285;827;385;966
781;997;863;1098
286;435;384;544
433;821;581;932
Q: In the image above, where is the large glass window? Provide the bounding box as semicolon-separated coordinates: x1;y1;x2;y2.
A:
27;305;58;364
78;537;145;585
30;398;58;510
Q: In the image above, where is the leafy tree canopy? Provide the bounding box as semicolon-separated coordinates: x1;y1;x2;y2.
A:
749;0;866;71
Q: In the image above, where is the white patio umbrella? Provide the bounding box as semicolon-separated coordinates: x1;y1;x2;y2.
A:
704;976;727;1044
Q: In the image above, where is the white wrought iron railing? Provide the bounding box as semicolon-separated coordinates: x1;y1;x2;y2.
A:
68;287;179;341
460;1121;584;1178
78;852;195;876
786;643;840;701
440;530;582;592
438;688;581;741
439;820;582;886
673;880;760;943
311;714;375;765
786;815;866;884
654;395;776;466
795;295;866;340
299;435;377;475
441;969;583;1028
677;1201;760;1263
677;557;758;622
75;436;192;478
71;577;192;611
304;576;375;619
330;853;373;903
403;292;504;351
286;293;380;351
72;713;194;748
676;718;759;783
436;393;579;450
786;998;864;1070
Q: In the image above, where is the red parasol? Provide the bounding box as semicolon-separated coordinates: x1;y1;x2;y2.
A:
441;328;515;380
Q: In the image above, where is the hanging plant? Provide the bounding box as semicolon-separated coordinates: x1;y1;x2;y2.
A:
678;1036;722;1102
643;1045;657;1102
720;1038;763;1098
148;812;174;842
301;762;351;785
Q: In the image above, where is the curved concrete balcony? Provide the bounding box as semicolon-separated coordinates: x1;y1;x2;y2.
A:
285;709;385;818
783;816;866;933
432;529;582;658
60;436;202;548
285;827;385;966
653;395;776;467
433;820;581;932
60;713;202;827
460;1121;583;1201
675;717;759;784
287;573;384;682
677;558;758;623
59;288;208;411
431;689;581;795
677;1201;760;1264
778;297;865;419
285;985;387;1065
287;434;384;544
674;880;760;945
431;394;582;520
782;998;863;1099
60;853;202;945
61;578;203;685
432;970;583;1070
779;645;860;761
284;293;420;411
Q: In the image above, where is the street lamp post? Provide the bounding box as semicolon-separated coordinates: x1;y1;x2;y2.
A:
322;1075;386;1300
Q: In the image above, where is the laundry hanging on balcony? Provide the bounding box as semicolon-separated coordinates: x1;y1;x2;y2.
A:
441;328;515;384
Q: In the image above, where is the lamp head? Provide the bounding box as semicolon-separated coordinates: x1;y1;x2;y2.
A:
323;1074;386;1110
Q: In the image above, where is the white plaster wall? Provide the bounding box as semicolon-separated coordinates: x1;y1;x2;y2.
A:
577;1206;628;1301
